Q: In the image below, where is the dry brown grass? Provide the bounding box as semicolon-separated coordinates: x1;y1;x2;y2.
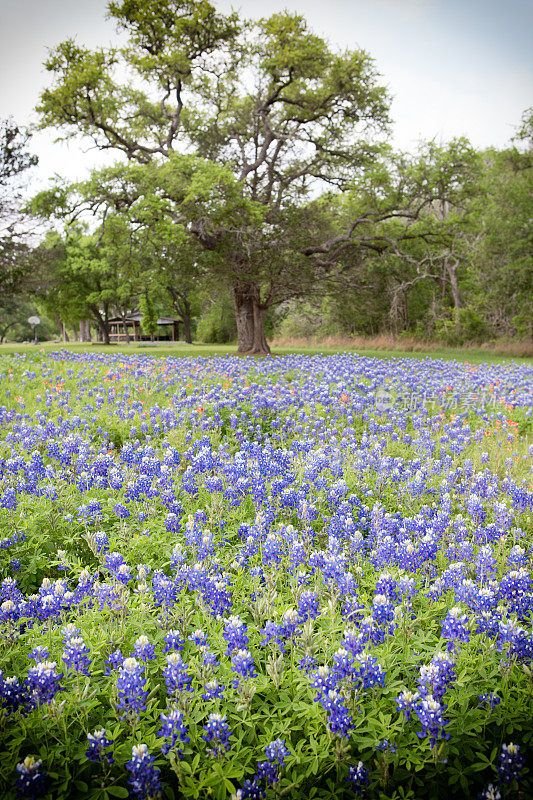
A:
270;335;533;358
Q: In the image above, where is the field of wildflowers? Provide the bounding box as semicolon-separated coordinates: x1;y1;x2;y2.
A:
0;350;531;800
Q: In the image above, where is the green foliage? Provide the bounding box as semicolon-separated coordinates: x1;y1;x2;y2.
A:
466;146;533;338
139;291;158;338
435;307;488;346
196;291;236;343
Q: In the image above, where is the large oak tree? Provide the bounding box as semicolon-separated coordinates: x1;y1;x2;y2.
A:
36;0;393;353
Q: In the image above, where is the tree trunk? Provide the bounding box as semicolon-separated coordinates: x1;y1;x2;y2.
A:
54;313;69;342
88;304;110;345
182;313;192;344
233;284;255;353
0;323;15;343
180;294;193;344
249;300;271;355
165;285;194;344
79;320;91;342
445;257;462;318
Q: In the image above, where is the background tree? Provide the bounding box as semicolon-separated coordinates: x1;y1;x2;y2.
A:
105;207;202;344
33;227;124;344
467;143;532;340
0;118;43;341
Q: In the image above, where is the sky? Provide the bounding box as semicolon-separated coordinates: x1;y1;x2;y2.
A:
0;0;531;187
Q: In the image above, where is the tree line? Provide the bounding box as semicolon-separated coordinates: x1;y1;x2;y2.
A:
1;1;531;352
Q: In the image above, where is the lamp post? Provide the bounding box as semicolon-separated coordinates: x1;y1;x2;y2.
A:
28;316;40;344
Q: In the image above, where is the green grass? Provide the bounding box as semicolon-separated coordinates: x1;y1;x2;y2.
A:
1;340;532;365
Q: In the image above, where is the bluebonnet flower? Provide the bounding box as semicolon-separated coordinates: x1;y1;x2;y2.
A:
105;649;124;675
475;546;497;581
158;709;189;756
0;673;32;715
298;655;318;674
27;661;63;705
203;713;231;757
231;649;257;679
169;545;186;570
342;595;365;623
354;653;386;689
94;582;125;612
114;503;130;519
234;778;265;799
280;608;301;640
104;552;124;572
415;695;450;748
256;761;278;787
441;606;470;650
508;545;527;568
347;761;370;795
478;785;501;800
28;646;49;663
162;630;185;654
342;627;366;656
15;756;46;799
478;693;501;710
188;629;208;647
115;563;133;585
1;576;24;603
297;591;320;622
126;744;162;799
310;665;337;698
163;653;193;695
223;615;249;656
94;531;109;556
199;646;220;672
152;571;177;610
372;594;395;625
499;568;532;620
117;658;148;718
264;738;290;766
61;623;81;640
202;679;225;700
133;635;156;662
0;530;25;550
320;689;353;737
62;635;91;675
260;620;286;652
467;494;486;524
376;740;397;753
496;742;525;784
332;648;355;681
255;738;291;786
395;689;420;721
417;652;455;701
86;729;114;764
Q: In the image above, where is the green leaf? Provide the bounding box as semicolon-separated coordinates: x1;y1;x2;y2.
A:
107;787;129;798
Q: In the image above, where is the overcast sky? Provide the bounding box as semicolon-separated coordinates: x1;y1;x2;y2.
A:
1;0;531;186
